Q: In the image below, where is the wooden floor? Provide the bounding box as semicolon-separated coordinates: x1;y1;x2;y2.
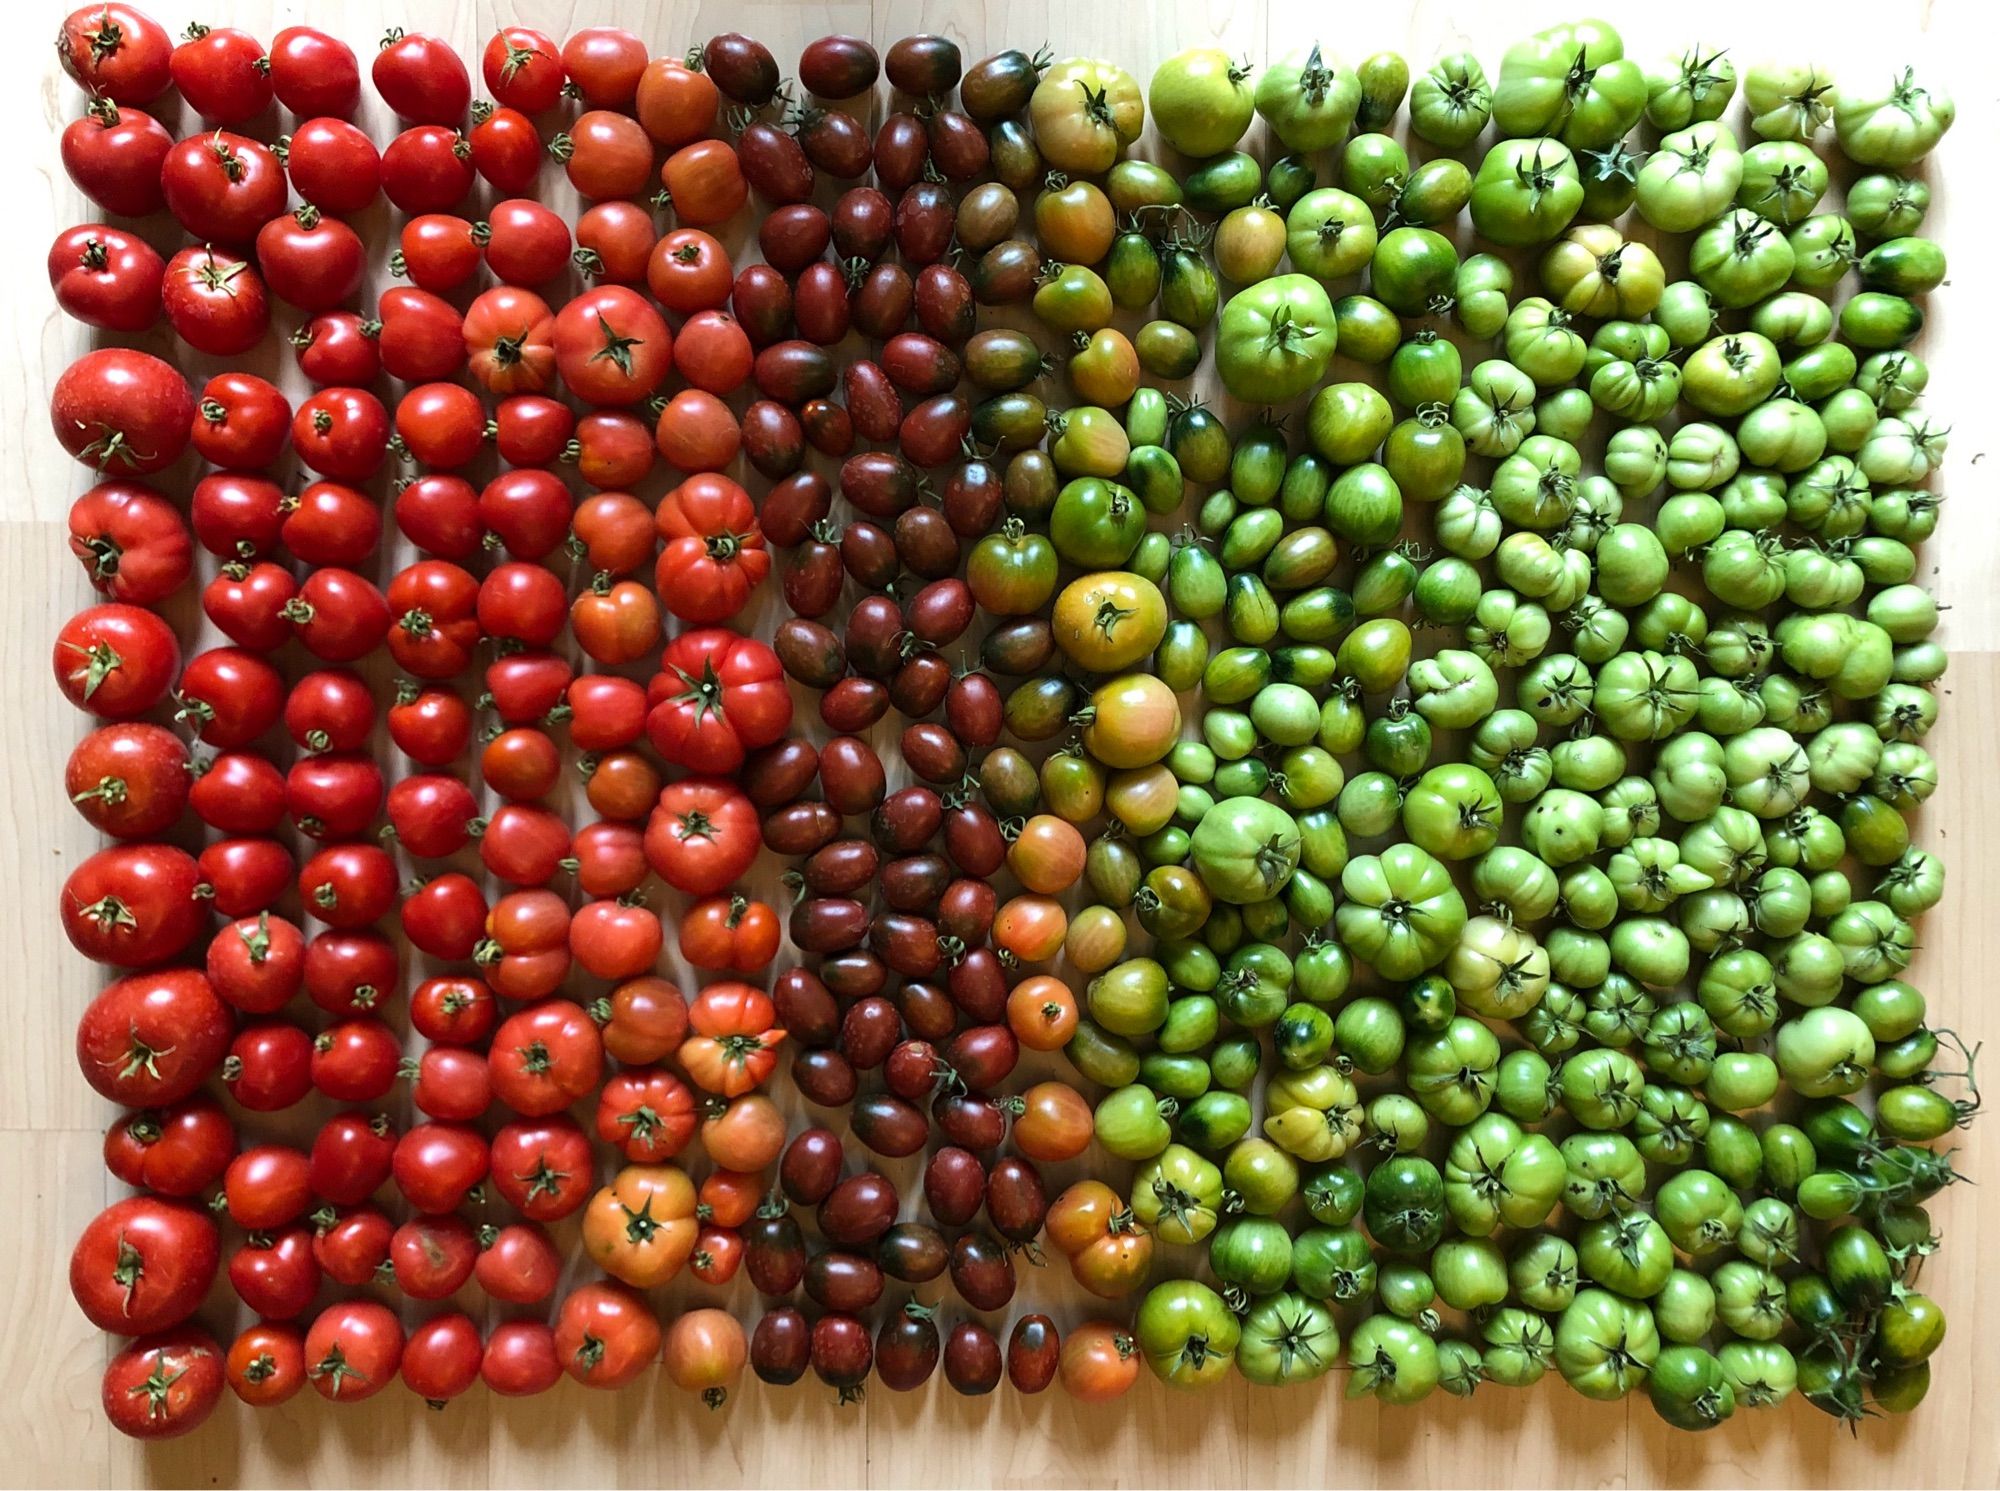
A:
4;1;1997;1486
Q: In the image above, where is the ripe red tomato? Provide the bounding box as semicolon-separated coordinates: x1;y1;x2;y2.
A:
206;911;305;1013
312;1018;400;1102
102;1095;235;1198
388;682;473;765
478;886;572;995
198;837;296;918
303;1300;404;1403
286;669;375;753
554;285;672;406
221;1146;313;1231
560;110;655;200
491;394;574;466
256;206;365;310
680;983;786;1096
191;371;291;470
573;409;657;487
160;131;285;243
465;286;557;395
222;1020;312;1111
390;1213;480;1299
489;999;603;1117
654;388;741;472
52;348;192;476
227;1226;319;1318
395;382;487;468
376;286;464;382
410;975;497;1047
562;27;648;109
396;213;482;291
569;897;663;980
385;772;478;856
65;721;189;839
479;469;573;559
570;576;661;665
674;309;755;394
67;481;189;604
269;27;360;117
293;387;391;482
308;1112;396;1207
191;472;284;555
644;776;761;896
280;481;380;568
170;24;271;123
285;751;384;840
653;473;771;622
57;4;172;103
228;1323;306;1407
477;561;567;647
61;101;172;216
381;124;476;213
294;309;382;387
393;1121;489;1213
469;103;542;193
554;1282;661;1389
311;1205;393;1285
401;872;488;960
647;228;733;313
288;567;392;662
483;27;564;112
406;1043;490;1120
284;117;381;214
595;1067;696;1163
474;1221;561;1303
400;1314;482;1406
204;562;296;651
395;473;483;559
645;630;791;773
102;1328;223;1440
71;1196;220;1335
488;1115;593;1220
575;201;657;284
54;603;179;719
568;675;649;752
188;750;285;834
161;245;268;355
299;841;397;929
372;31;471;124
481;198;572;286
681;892;782;974
48;223;163;332
481;726;561;800
175;644;285;747
479;802;574;887
482;1320;562;1397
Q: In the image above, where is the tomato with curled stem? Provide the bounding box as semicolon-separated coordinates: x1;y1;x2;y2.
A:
52;348;192;477
583;1164;699;1288
160;132;284;244
465;286;558;395
294;310;381;387
162;245;267;356
61;843;206;969
596;1067;697;1162
57;5;173;101
555;1282;660;1389
71;1195;220;1335
474;1220;561;1304
482;27;563;112
192;372;291;470
102;1327;224;1440
61;101;172;217
489;1115;592;1220
170;25;270;122
395;214;482;292
490;999;603;1117
468;103;541;194
644;777;760;896
67;482;188;607
227;1322;306;1407
205;911;304;1013
303;1300;403;1403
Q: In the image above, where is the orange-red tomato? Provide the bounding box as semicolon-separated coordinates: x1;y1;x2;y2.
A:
678;982;785;1096
581;1164;697;1288
661;1307;746;1408
570;575;662;664
1006;813;1086;893
653;388;741;473
679;892;780;974
1046;1181;1154;1299
698;1093;784;1172
598;975;688;1065
1059;1320;1141;1402
659;139;747;226
993;894;1067;963
696;1167;761;1228
634;59;719;150
646;229;731;314
1013;1081;1093;1162
1007;975;1079;1051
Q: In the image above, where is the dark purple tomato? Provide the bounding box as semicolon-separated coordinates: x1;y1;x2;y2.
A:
732;264;793;346
752;1307;811;1384
844;593;907;674
851;1093;928;1158
894;506;961;580
742;399;804;477
789;895;868;954
801;838;878;896
837;996;900;1070
793;263;851;344
946;673;1004;749
1008;1315;1060;1393
831;188;893;262
851;263;914;339
916;263;977;341
874;1300;940;1391
935;1090;1009;1151
948;1235;1016;1313
741;736;819;811
947;1024;1019;1091
885;35;962;96
703;33;780;105
884;1038;942;1101
791;1047;858;1108
804;1250;883;1313
819;677;890;734
947;948;1009;1023
763;800;841;856
801;400;853;457
938;879;998;945
839;520;899;589
818;736;886;816
810;1313;872;1401
895;183;956;266
818;1172;898;1248
872;786;942;854
819;951;886;1000
780;1127;845;1206
942;459;1008;537
944;1320;1002;1394
927;111;989;181
772;967;840;1046
876;1222;949;1284
796;108;871;179
889;652;953;718
774;616;845;687
981;617;1057;676
872;113;928;193
758;203;829;273
761;470;832;546
744;1204;807;1295
984;1156;1047;1243
798;35;879;100
870;912;942;979
923;1146;985;1227
755;340;837;405
843;360;902;443
904;576;974;644
782;535;844;619
898;981;958;1043
739;122;814;204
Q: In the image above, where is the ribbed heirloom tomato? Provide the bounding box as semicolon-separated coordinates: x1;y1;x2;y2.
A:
654;473;770;622
679;982;786;1096
477;888;572;999
681;893;781;974
583;1164;698;1287
465;287;557;395
489;999;602;1116
645;777;760;896
646;630;791;774
596;1067;697;1162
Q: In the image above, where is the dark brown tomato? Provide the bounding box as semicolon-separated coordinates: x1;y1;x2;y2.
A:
947;673;1005;749
946;1321;1003;1395
874;1302;940;1391
792;263;851;346
741;400;804;478
977;747;1039;816
962;49;1047;124
731;264;793;347
754;341;836;405
1008;1316;1061;1392
923;1146;986;1227
889;650;953;718
761;471;831;546
819;951;885;1000
795;109;871;179
895;185;957;267
744;1205;807;1295
836;996;900;1069
851;263;914;339
941;460;1008;537
791;1047;857;1107
901;724;967;786
964;329;1049;393
801;400;853;457
851;1093;927;1158
1006;449;1060;517
759;204;830;274
841;453;921;521
818;1172;898;1248
809;1314;872;1395
905;577;974;644
762;801;841;856
775;617;846;689
938;879;998;945
751;1307;810;1384
877;1222;949;1283
989;119;1043;190
843;594;907;675
894;507;961;580
886;35;961;96
917;264;977;343
838;521;899;590
798;36;878;100
872;786;942;854
703;34;779;105
926;111;989;182
831;189;893;262
843;362;902;444
936;1090;1010;1151
898;981;958;1043
985;1156;1048;1243
818;677;889;734
790;896;868;954
972;240;1042;305
804;1251;882;1313
818;736;886;816
880;854;950;913
772;968;840;1046
948;1236;1016;1313
872;114;929;194
943;801;1008;876
801;838;878;896
871;912;942;979
779;1127;845;1205
948;947;1009;1023
947;1025;1019;1091
955;184;1020;251
881;334;961;397
782;536;844;619
982;617;1057;675
884;1038;942;1100
742;738;820;810
738;122;813;204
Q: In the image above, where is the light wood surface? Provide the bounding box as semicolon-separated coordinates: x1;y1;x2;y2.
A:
4;1;1996;1486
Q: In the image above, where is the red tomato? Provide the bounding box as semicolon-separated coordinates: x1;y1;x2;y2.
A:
488;1115;593;1220
285;751;385;840
410;975;497;1046
285;668;376;753
644;777;761;896
489;999;603;1116
395;382;487;468
191;371;291;469
293;387;391;481
396;474;483;559
204;562;296;651
77;969;229;1106
554;285;672;406
377;286;465;383
484;652;573;727
312;1017;401;1102
269;27;361;117
227;1226;319;1318
595;1067;696;1163
554;1282;661;1389
479;468;573;559
562;28;648;109
481;198;572;286
406;1043;490;1120
102;1328;223;1440
645;630;791;773
57;4;172;102
381;124;476;214
299;922;388;1010
465;286;557;395
400;1313;482;1406
392;1121;489;1214
308;1112;396;1207
477;561;567;647
222;1019;313;1110
690;1224;745;1285
396;213;483;292
175;644;284;747
679;982;787;1096
473;1222;560;1302
389;682;473;765
385;772;479;856
67;481;188;605
284;117;381;213
288;567;392;662
294;309;382;386
279;480;381;567
569;896;663;980
469;103;542;193
304;1300;404;1403
66;721;189;839
311;1205;393;1284
572;820;647;897
483;27;564;112
228;1321;307;1407
198;837;296;918
478;886;572;996
573;409;656;487
372;31;471;124
61;101;172;216
188;750;285;835
482;1320;562;1397
256;206;365;310
636;58;719;149
401;872;488;960
653;473;771;622
48;223;163;332
567;674;649;752
681;893;782;974
161;244;268;355
54;603;180;719
654;387;742;473
206;911;305;1013
222;1143;313;1229
491;395;574;466
570;575;661;665
170;24;271;123
298;840;397;928
191;472;284;555
391;1213;480;1299
481;726;561;800
647;228;732;313
560;110;655;200
51;348;192;476
575;201;657;284
103;1095;235;1198
71;1196;220;1335
160;131;284;243
675;310;755;394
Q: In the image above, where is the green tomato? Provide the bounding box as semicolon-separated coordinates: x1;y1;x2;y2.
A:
1048;478;1145;568
1835;68;1954;167
1493;22;1644;147
1235;1292;1339;1387
1306;381;1393;465
1345;1315;1440;1405
1188;797;1301;905
1372;226;1458;315
1216;275;1337;405
1136;1279;1238;1389
1471;137;1583;247
1555;1289;1660;1401
1256;45;1361;152
1149;48;1254;157
1635;120;1743;232
1336;843;1467;978
1743;61;1836;142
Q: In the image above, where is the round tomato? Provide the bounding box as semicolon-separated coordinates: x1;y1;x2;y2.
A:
256;205;364;310
48;223;163;331
398;1314;481;1406
483;26;564;112
395;214;482;292
644;776;760;896
489;1116;592;1220
51;348;192;476
287;568;392;663
304;1300;403;1403
54;603;179;719
679;983;786;1096
645;630;791;774
102;1328;223;1440
564;28;648;108
268;27;359;116
648;229;732;312
653;473;769;621
583;1164;698;1288
57;4;172;101
71;1196;219;1335
170;24;271;121
283;116;380;213
227;1322;306;1407
469;103;542;193
294;309;382;386
67;481;188;605
659;138;747;225
191;371;290;469
160;130;284;243
489;999;603;1117
556;1282;661;1389
372;30;470;124
554;285;672;406
61;101;173;217
161;245;268;355
66;722;188;840
465;286;557;395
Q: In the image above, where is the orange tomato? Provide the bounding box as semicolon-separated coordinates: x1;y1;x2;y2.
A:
570;492;656;576
658;139;747;226
585;750;662;821
679;892;780;975
653;387;741;472
1013;1082;1093;1162
1059;1320;1141;1402
582;1164;697;1288
597;974;687;1064
634;59;719;150
699;1092;784;1172
569;575;662;664
1046;1180;1154;1299
696;1167;761;1227
661;1307;746;1408
1007;813;1087;893
993;894;1067;963
1007;975;1079;1051
678;981;785;1095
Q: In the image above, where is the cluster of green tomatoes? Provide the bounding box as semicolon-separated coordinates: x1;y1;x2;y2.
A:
982;18;1967;1426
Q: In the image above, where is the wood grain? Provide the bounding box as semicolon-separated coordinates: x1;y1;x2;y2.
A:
3;1;1996;1486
